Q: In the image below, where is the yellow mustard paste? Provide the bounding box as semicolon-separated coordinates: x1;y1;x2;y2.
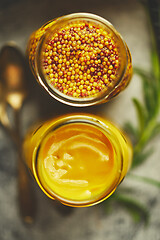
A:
37;123;118;202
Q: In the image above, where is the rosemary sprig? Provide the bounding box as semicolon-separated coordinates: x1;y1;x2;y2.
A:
104;57;160;223
126;64;160;168
125;0;160;169
104;1;160;223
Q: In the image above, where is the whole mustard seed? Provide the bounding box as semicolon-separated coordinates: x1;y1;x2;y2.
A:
42;21;120;98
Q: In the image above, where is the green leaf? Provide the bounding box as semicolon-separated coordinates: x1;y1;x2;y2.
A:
132;98;147;134
114;193;149;225
151;49;160;81
134;117;157;154
134;68;158;115
103;199;114;214
123;122;139;143
102;193;117;214
132;148;154;169
126;206;142;223
142;78;157;116
129;173;160;188
134;67;151;80
150;123;160;140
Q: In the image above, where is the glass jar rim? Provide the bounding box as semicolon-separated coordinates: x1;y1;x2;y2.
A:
35;12;128;107
32;114;123;207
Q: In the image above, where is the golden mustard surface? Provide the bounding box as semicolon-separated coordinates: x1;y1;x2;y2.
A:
37;123;118;201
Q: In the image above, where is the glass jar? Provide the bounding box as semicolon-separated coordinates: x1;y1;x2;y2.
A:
27;13;132;107
23;113;132;207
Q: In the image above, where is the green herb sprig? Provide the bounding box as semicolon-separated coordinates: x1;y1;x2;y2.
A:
104;52;160;225
104;1;160;224
126;42;160;169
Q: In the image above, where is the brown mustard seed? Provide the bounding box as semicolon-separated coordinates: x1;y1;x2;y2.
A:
42;21;120;98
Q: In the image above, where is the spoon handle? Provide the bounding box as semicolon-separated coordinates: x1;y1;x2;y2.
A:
14;110;36;224
17;149;36;224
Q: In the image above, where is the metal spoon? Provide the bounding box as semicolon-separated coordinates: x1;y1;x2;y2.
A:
0;73;36;224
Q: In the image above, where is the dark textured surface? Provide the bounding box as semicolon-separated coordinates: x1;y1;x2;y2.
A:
0;0;160;239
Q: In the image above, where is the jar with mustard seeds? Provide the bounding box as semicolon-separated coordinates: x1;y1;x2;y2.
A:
27;12;132;106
